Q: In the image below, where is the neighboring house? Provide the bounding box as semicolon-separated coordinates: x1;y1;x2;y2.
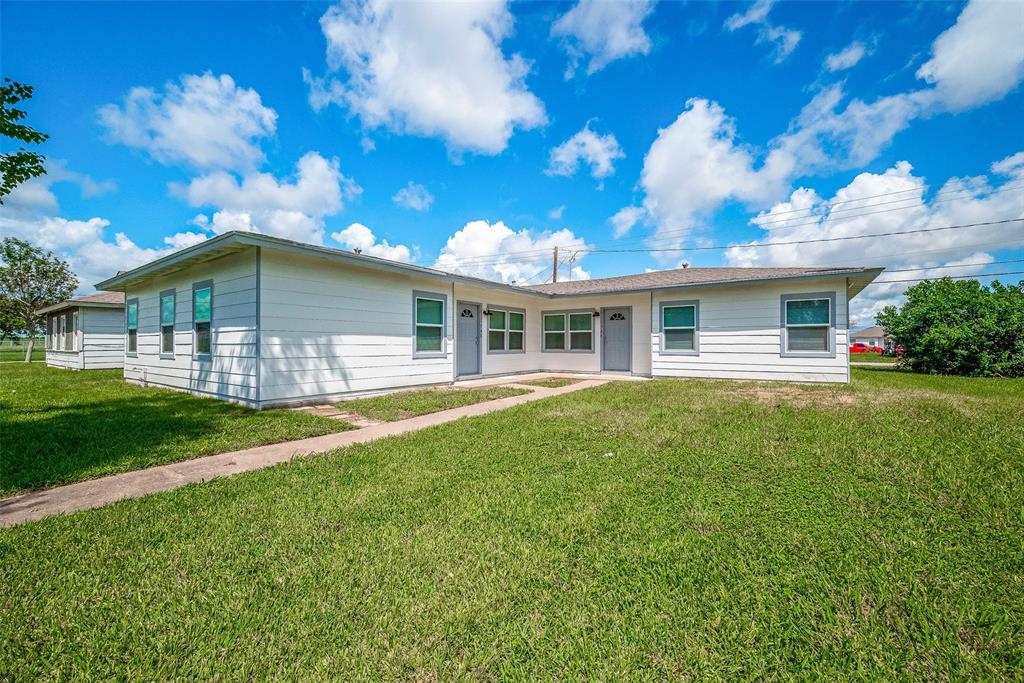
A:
850;326;890;351
95;231;884;407
35;292;126;370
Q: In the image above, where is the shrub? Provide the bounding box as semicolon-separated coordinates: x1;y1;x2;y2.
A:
876;278;1024;377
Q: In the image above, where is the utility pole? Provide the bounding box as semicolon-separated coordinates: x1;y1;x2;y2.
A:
552;245;558;283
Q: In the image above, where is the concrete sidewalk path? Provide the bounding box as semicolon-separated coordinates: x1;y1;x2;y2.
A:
0;379;608;528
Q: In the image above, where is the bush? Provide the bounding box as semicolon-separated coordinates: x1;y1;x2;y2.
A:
876;278;1024;377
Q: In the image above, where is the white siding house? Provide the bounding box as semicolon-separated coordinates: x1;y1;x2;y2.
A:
95;231;884;407
36;292;126;370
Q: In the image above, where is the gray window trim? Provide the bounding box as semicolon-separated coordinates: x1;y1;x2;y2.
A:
192;279;214;361
541;309;596;353
485;304;526;354
125;297;139;357
659;299;700;356
412;289;448;359
159;288;176;359
780;291;836;358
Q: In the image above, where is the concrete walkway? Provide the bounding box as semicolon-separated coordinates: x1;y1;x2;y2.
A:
0;377;609;528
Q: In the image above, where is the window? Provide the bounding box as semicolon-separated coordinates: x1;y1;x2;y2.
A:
126;298;138;354
413;291;446;356
781;293;834;356
193;282;212;357
542;311;594;352
160;289;176;356
63;310;75;351
487;307;525;353
45;315;53;350
660;301;699;355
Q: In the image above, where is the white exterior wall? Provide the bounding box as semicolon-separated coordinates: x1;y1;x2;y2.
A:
258;250;455;406
44;349;83;369
453;284;542;378
538;292;652;376
651;277;850;383
124;249;258;404
81;307;125;369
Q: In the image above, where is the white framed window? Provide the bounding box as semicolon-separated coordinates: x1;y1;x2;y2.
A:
45;315;53;350
660;300;699;355
780;292;835;357
413;290;446;358
192;281;213;358
160;289;176;357
62;310;76;351
126;298;138;355
542;311;594;352
487;307;525;353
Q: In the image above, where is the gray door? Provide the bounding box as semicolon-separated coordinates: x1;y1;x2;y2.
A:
456;302;481;376
602;307;631;372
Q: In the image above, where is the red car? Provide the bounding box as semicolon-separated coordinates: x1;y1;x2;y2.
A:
850;342;884;353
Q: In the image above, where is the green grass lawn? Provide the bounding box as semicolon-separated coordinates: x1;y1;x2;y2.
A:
0;363;351;495
2;368;1022;679
339;385;530;421
851;351;897;363
519;377;582;388
0;339;44;362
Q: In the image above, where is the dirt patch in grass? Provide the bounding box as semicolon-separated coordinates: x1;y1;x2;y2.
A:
729;384;860;409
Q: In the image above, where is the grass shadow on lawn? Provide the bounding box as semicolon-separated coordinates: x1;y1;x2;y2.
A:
0;366;348;495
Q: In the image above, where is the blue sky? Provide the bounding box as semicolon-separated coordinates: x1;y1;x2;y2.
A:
2;0;1022;325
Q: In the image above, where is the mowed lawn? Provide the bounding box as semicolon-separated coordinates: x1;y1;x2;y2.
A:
2;368;1022;679
341;385;531;422
0;363;351;494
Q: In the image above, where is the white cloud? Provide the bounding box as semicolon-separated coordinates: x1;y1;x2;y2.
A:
391;181;434;211
610;206;645;238
915;0;1024;112
98;72;277;171
5;161;116;213
548;204;566;220
546;123;624;185
330;222;415;262
723;155;1024;326
825;41;867;72
724;0;801;64
0;192;207;292
633;0;1024;251
306;0;546;156
434;219;590;284
175;152;360;244
551;0;655;78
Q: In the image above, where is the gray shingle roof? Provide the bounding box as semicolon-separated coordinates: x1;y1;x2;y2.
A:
525;266;877;296
71;291;125;305
851;326;886;338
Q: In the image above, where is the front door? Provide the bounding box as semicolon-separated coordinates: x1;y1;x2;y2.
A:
456;302;481;376
602;307;632;372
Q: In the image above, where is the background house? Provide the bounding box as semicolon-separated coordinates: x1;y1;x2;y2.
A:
36;292;126;370
850;326;890;352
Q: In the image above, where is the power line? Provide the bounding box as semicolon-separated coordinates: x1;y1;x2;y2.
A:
578;218;1024;255
881;258;1024;273
871;270;1024;285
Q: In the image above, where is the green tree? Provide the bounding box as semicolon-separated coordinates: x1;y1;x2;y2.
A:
0;237;77;362
876;277;1024;377
1;78;49;203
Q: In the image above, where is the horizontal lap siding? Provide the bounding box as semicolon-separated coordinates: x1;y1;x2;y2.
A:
123;250;258;404
651;278;850;384
44;350;82;370
538;292;652;376
454;284;543;377
259;251;454;404
82;307;125;369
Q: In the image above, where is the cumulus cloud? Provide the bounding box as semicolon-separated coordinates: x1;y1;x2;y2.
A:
305;0;546;156
724;0;801;64
915;0;1024;112
98;72;277;171
630;0;1024;251
546;123;624;185
391;181;434;211
723;155;1024;326
0;186;207;292
825;41;868;72
434;219;590;284
175;151;360;244
551;0;655;78
610;206;645;238
548;204;566;220
331;222;415;262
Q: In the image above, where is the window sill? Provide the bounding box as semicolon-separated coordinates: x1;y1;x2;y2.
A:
413;351;446;359
541;349;595;354
486;349;526;355
659;349;699;356
159;353;175;360
780;351;835;359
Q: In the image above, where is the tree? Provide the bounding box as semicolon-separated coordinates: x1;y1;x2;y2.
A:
1;78;49;203
0;237;77;361
876;277;1024;377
